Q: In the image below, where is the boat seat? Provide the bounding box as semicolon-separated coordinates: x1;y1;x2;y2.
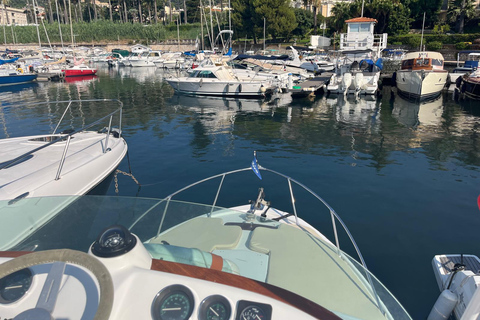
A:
247;224;386;320
149;217;242;252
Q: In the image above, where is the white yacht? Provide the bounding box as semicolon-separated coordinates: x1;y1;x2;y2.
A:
327;17;387;96
0;157;413;320
165;61;276;98
0;99;127;202
129;51;162;67
395;51;448;101
155;52;186;69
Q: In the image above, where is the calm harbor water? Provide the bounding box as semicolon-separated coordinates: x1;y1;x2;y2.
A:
1;66;480;319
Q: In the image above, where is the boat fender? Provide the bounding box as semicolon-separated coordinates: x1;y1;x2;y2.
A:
239;84;242;93
392;72;397;87
445;74;451;88
455;75;463;89
17;68;23;74
260;85;266;93
427;289;458;320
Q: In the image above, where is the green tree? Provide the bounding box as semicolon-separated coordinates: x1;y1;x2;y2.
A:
232;0;296;43
254;0;296;41
292;8;313;36
330;0;410;35
447;0;477;33
409;0;443;28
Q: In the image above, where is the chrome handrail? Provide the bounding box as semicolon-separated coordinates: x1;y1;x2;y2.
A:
0;99;124;177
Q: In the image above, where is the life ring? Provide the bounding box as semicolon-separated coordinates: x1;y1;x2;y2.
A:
17;68;23;74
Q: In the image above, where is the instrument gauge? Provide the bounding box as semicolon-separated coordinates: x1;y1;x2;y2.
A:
236;301;272;320
240;305;265;320
152;284;194;320
199;295;231;320
0;268;33;304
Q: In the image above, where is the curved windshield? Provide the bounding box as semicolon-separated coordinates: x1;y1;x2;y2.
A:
0;195;411;320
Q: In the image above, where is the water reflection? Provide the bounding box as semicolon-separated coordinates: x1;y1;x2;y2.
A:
0;71;479;170
327;95;380;131
392;95;444;128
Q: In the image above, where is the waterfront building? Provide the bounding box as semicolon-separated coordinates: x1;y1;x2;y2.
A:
0;7;28;26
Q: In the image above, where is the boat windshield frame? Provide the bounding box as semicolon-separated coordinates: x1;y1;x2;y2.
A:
139;164;385;314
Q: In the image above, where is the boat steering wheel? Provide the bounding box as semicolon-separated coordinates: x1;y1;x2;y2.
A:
0;249;114;320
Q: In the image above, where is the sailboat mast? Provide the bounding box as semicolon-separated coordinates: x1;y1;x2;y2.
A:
209;0;213;50
68;0;73;49
55;0;65;51
200;0;204;50
263;17;265;52
177;16;180;52
2;4;6;50
32;0;41;49
361;0;364;17
420;12;425;51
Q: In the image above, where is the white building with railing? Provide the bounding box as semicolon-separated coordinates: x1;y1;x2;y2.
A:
339;17;387;57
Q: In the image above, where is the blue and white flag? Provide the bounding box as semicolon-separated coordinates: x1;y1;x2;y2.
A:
251;152;262;180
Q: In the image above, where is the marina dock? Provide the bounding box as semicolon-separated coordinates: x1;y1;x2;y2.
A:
290;73;332;98
36;72;65;82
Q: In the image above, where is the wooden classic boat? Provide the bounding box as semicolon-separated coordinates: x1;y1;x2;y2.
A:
395;51;448;101
455;71;480;100
0;157;414;320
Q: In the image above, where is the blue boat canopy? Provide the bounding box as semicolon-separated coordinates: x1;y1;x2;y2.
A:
0;57;20;65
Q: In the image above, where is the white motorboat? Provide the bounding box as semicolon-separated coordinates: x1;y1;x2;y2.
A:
428;254;480;320
0;99;127;202
155;52;186;69
395;51;448;101
165;62;276;98
0;157;413;320
130;51;162;67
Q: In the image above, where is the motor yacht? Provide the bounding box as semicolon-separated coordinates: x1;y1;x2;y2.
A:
165;61;276;98
130;51;162;68
395;51;448;101
0;99;127;202
0;157;413;320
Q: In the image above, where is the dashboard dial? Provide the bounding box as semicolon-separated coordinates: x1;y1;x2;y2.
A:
152;285;194;320
240;305;265;320
0;268;33;304
235;301;272;320
199;295;231;320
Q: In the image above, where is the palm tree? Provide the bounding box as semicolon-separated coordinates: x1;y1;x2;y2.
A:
447;0;477;33
312;0;322;34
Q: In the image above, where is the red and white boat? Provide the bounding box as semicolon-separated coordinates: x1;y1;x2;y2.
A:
62;64;97;77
